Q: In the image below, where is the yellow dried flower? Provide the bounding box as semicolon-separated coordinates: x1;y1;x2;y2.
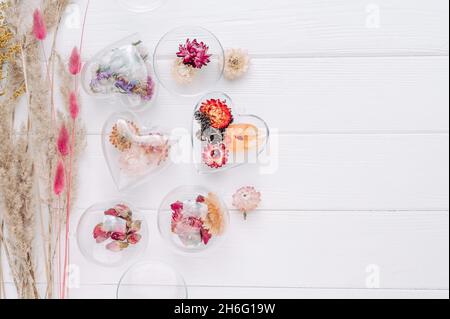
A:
109;121;140;151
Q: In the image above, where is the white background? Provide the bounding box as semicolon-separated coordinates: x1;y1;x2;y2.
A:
4;0;450;299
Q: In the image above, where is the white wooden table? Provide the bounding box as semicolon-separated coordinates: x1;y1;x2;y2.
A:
8;0;450;299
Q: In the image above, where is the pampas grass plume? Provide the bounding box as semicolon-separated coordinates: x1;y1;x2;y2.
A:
57;124;70;157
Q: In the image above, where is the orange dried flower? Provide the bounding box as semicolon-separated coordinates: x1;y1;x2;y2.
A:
199;99;233;129
203;192;225;235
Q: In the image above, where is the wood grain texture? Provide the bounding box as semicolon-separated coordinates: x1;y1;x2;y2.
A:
58;0;449;58
2;0;449;299
77;134;449;211
62;210;448;290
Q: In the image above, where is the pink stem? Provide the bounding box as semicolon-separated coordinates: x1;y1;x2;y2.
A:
61;0;91;299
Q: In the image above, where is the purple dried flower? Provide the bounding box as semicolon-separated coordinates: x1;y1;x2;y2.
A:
177;39;211;69
115;78;135;93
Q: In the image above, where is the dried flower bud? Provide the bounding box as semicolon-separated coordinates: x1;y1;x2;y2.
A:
57;124;70;157
69;92;79;120
53;161;65;196
69;47;81;75
32;9;47;41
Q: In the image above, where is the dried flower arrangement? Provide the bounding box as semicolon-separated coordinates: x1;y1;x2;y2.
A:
172;38;211;84
92;204;142;252
108;119;170;177
87;40;156;103
170;193;225;248
0;0;87;299
195;98;234;169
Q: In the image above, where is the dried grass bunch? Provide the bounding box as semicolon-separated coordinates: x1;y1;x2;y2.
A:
0;0;86;299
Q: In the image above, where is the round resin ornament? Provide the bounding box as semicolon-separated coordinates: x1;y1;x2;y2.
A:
81;34;158;111
102;111;175;191
192;92;269;174
117;261;187;299
77;201;148;267
154;26;224;96
158;186;229;254
116;0;167;13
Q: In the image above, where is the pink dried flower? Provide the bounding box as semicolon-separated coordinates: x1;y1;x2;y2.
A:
69;92;79;120
57;124;70;157
106;241;129;252
69;47;82;75
32;9;47;41
53;161;65;196
176;39;211;69
200;228;212;245
127;233;142;245
93;224;111;243
202;143;228;169
111;232;127;241
232;186;261;220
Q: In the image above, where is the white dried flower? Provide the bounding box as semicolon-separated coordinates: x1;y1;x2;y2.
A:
171;57;198;84
223;48;250;80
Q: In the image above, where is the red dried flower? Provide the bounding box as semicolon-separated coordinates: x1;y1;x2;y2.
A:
200;99;233;129
57;124;70;157
200;227;212;245
176;39;211;69
69;92;79;120
32;9;47;41
202;143;229;169
53;161;65;196
93;224;111;243
69;47;81;75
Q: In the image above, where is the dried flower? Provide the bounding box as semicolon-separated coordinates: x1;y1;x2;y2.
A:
109;121;140;151
69;92;80;120
176;39;211;69
232;186;261;220
202;143;229;169
172;57;198;84
69;46;81;75
32;9;47;41
93;224;111;243
203;193;225;235
53;161;65;196
224;123;259;153
199;99;233;129
106;241;129;252
57;124;70;157
223;48;250;80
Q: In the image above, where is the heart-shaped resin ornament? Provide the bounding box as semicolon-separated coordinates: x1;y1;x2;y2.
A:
102;111;174;191
81;34;157;111
192;92;269;174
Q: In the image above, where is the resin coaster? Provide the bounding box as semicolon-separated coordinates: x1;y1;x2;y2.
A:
153;26;224;96
158;186;229;254
102;111;174;191
192;92;269;174
82;34;158;111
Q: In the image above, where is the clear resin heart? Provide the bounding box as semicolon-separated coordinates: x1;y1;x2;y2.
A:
82;34;157;111
192;92;269;174
102;111;174;191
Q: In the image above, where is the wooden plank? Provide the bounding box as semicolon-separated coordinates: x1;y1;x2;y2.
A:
76;134;449;211
74;56;449;134
62;0;449;58
63;211;448;290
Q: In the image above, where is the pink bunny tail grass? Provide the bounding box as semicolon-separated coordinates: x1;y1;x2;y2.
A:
54;161;65;196
69;92;80;120
57;124;70;157
69;47;81;76
33;9;47;41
